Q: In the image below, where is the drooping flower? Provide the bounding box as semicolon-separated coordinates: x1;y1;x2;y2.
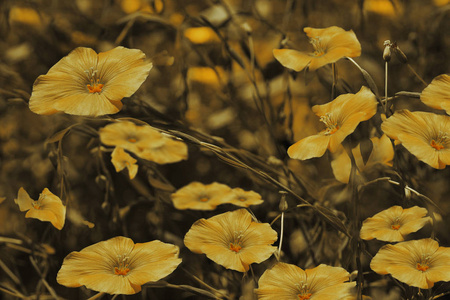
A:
381;110;450;169
29;46;152;116
228;188;264;207
420;74;450;115
255;263;355;299
370;238;450;289
360;206;431;242
171;182;233;210
331;135;394;183
288;86;378;160
111;147;138;179
184;209;277;272
15;187;66;230
57;236;181;295
273;26;361;72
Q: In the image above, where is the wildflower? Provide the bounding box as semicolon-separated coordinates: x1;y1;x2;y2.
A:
29;46;152;116
228;188;264;207
288;86;377;160
184;209;277;272
273;26;361;72
15;187;66;230
370;238;450;289
255;263;355;299
111;147;138;179
420;74;450;115
360;206;431;242
57;236;181;295
381;110;450;169
331;135;394;183
171;182;233;210
138;135;188;164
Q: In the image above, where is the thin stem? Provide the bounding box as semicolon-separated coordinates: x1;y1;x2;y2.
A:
384;61;388;114
277;211;285;260
407;64;427;87
331;62;337;100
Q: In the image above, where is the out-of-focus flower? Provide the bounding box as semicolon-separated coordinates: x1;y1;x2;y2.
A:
288;87;377;160
15;187;66;230
184;27;220;44
57;236;181;294
255;263;355;299
29;47;152;116
360;206;431;242
138;135;188;164
381;110;450;169
331;135;394;183
273;26;361;72
9;7;44;27
370;238;450;289
228;188;264;207
111;147;138;179
420;74;450;115
171;182;233;210
184;209;277;272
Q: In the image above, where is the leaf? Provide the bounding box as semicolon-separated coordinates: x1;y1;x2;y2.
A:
314;204;350;237
346;57;379;97
360;138;373;166
45;124;78;144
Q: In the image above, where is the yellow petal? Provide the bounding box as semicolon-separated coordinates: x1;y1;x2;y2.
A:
287;134;331;160
420;74;450;114
14;187;33;211
273;49;312;72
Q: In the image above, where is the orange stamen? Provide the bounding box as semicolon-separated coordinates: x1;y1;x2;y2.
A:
128;138;137;143
430;140;444;151
298;293;312;300
199;197;209;202
391;224;401;230
326;125;339;135
87;79;104;93
114;267;130;276
416;263;429;272
239;198;246;202
229;243;242;253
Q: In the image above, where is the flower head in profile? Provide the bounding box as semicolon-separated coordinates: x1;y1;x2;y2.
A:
255;263;355;299
370;238;450;289
228;188;264;207
360;206;431;242
111;147;138;179
331;135;394;183
184;209;277;272
57;236;181;295
381;110;450;169
420;74;450;114
171;182;233;210
15;187;66;230
288;86;377;160
273;26;361;72
29;46;152;116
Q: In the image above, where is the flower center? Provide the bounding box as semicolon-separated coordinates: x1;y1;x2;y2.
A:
391;217;401;230
85;67;104;94
416;263;429;272
32;193;47;210
430;132;447;151
32;201;41;210
296;282;311;299
320;113;340;135
199;197;209;202
128;138;137;143
229;231;244;253
229;243;242;253
416;254;431;272
310;37;325;57
114;255;130;276
391;224;401;230
298;294;312;300
238;197;246;202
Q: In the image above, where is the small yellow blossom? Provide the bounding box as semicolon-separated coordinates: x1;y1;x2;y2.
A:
111;147;138;179
273;26;361;72
15;187;66;230
420;74;450;115
184;209;277;272
29;47;152;116
57;236;181;294
171;182;233;210
360;206;431;242
370;239;450;289
228;188;264;207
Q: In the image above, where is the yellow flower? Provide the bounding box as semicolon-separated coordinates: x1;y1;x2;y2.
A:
29;46;152;116
15;187;66;230
370;238;450;289
171;182;233;210
288;86;377;160
111;147;138;179
255;262;355;299
228;188;264;207
273;26;361;72
360;206;431;242
57;236;181;295
138;135;188;164
420;74;450;115
381;110;450;169
184;209;277;272
331;135;394;183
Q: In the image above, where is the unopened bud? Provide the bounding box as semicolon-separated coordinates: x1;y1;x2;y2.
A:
393;47;408;64
383;40;392;62
279;191;288;212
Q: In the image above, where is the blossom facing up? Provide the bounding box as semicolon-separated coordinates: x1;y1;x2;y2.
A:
255;263;355;300
15;187;66;230
331;135;394;183
57;236;181;295
420;74;450;115
360;206;431;242
288;86;378;160
273;26;361;72
370;239;450;289
184;209;277;272
138;135;188;164
29;46;152;116
111;147;138;179
171;182;233;210
381;110;450;169
228;188;264;207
